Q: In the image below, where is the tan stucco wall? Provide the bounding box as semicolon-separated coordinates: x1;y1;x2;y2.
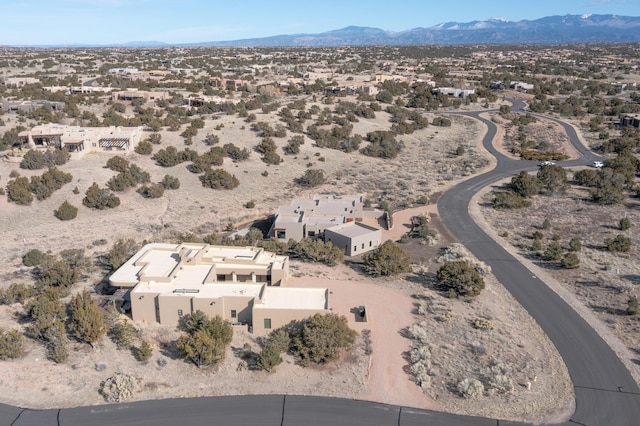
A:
130;292;159;323
251;308;327;335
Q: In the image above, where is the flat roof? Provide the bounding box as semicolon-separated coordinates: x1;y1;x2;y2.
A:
255;287;327;310
110;243;287;292
326;222;381;238
110;243;178;286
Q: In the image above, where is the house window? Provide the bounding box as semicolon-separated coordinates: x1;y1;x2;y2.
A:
177;309;183;317
362;243;365;249
264;318;272;329
353;245;357;252
231;310;237;319
308;231;315;237
276;230;286;239
369;241;372;247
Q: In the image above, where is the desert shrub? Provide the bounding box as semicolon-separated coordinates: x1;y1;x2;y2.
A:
103;238;139;270
134;140;153;155
510;171;538;198
20;149;46;169
34;258;81;293
0;329;25;360
176;312;233;368
562;252;580;269
29;167;72;201
543;240;563;261
255;137;277;154
537;165;568;195
203;133;219;146
605;234;632;252
83;183;120;209
152;146;190;167
284;135;304;155
290;313;356;366
223;143;250;161
23;249;50;266
0;283;35;305
137;183;165;199
289;239;344;266
69;290;105;345
436;261;485;297
573;169;601;187
258;148;280;164
360;130;403;159
257;341;284;372
109;320;137;349
362;241;411;276
457;378;484;399
432;117;452;127
268;329;292;354
45;322;69;363
148;133;162;144
201;169;239;189
619;217;631;231
472;318;494;330
568;237;582;252
54;200;78;221
542;218;552;229
628;296;639;316
590;184;625;205
6;176;34;205
455;145;465;156
295;169;326;187
161;174;180;190
245;200;256;208
136;340;153;361
26;293;67;340
106;156;130;172
492;192;531;209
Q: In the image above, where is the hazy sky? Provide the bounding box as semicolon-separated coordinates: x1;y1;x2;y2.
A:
1;0;639;45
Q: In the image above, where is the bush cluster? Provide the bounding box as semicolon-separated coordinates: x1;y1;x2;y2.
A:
20;148;70;170
6;167;72;205
200;169;239;189
360;131;403;159
176;311;233;368
436;261;485;297
83;183;120;209
362;241;411;276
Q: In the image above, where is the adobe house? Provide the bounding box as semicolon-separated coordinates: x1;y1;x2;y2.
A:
109;243;329;334
17;124;143;158
269;194;384;256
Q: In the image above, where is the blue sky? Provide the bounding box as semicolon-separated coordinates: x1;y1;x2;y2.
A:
1;0;639;45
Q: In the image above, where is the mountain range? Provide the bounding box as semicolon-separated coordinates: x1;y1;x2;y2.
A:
11;14;640;48
197;14;640;47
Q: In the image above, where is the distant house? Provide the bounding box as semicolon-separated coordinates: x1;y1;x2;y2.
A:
432;87;475;98
109;243;329;333
3;77;40;87
269;194;384;256
1;99;65;113
112;89;170;103
620;114;640;128
17;124;143;158
510;81;534;91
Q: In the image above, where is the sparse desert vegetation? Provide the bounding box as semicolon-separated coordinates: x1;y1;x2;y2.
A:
0;42;639;422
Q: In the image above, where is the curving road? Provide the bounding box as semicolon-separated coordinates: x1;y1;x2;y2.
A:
439;101;640;425
2;102;639;426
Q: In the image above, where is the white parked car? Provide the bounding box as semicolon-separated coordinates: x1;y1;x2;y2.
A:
593;161;604;168
539;161;556;166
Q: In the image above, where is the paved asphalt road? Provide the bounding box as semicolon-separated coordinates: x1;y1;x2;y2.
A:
2;102;639;425
439;101;640;425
